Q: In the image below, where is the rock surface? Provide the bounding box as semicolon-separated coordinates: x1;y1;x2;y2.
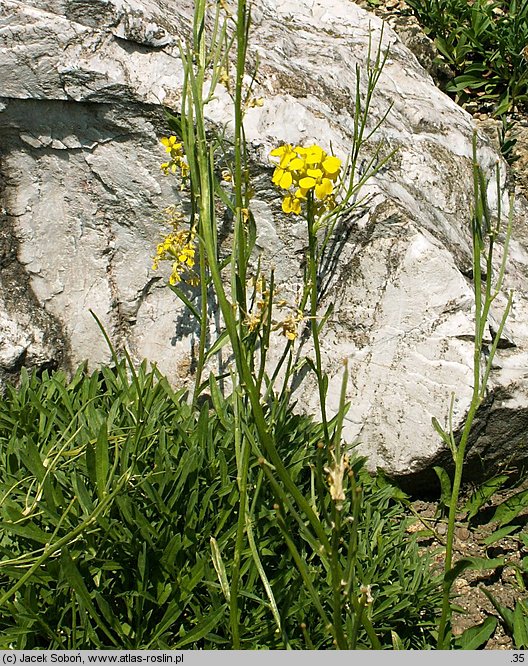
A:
1;0;528;486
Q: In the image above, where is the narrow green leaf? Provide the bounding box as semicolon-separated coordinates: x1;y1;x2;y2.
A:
60;548;118;646
433;466;452;508
317;303;334;334
173;606;225;649
204;330;230;364
19;439;47;482
513;601;528;649
445;557;505;587
163;108;183;139
482;524;518;546
431;417;452;449
493;489;528;527
464;475;509;519
0;521;49;545
208;375;229;428
95;423;109;501
246;515;282;632
168;284;202;323
146;600;183;648
210;537;230;603
481;587;514;633
85;440;96;487
454;616;497;649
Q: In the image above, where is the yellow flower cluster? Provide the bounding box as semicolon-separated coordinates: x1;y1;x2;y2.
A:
269;144;342;215
160;136;190;179
152;208;199;286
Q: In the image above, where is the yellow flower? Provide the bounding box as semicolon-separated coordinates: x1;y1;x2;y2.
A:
304;145;325;165
152;209;199;286
270;144;296;169
282;195;301;215
241;208;250;224
314;178;334;200
160;136;184;158
159;136;189;181
322;156;341;178
246;97;264;108
270;142;342;215
245;312;262;332
272;167;293;190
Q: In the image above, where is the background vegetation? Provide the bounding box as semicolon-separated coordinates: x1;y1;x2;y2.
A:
0;361;443;648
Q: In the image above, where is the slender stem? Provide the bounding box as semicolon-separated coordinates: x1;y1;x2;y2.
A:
349;597;367;650
193;189;209;404
234;0;248;319
436;136;512;649
230;384;249;648
307;195;330;444
330;508;347;648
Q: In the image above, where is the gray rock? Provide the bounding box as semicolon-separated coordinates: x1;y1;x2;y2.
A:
2;0;528;486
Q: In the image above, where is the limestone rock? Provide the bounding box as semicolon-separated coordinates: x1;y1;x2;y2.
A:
2;0;528;486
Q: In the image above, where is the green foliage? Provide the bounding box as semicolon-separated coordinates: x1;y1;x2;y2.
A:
482;590;528;648
463;474;510;520
0;363;442;649
454;616;498;649
462;473;528;546
406;0;528;116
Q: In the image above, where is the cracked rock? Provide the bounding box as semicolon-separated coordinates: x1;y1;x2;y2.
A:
1;0;528;486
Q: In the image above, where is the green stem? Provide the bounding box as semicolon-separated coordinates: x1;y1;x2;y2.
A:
230;383;249;648
307;195;329;444
184;36;332;555
192;188;209;404
436;135;512;649
234;0;248;320
349;596;367;650
330;508;347;648
437;192;484;649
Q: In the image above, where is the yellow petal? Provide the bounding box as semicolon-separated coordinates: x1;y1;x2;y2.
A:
299;176;316;190
282;195;301;214
305;145;325;164
279;170;293;189
288;157;305;171
315;178;333;200
282;195;294;213
294;188;308;200
272;167;285;185
322;156;341;176
279;153;294;168
307;168;323;179
270;144;296;168
270;144;290;157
